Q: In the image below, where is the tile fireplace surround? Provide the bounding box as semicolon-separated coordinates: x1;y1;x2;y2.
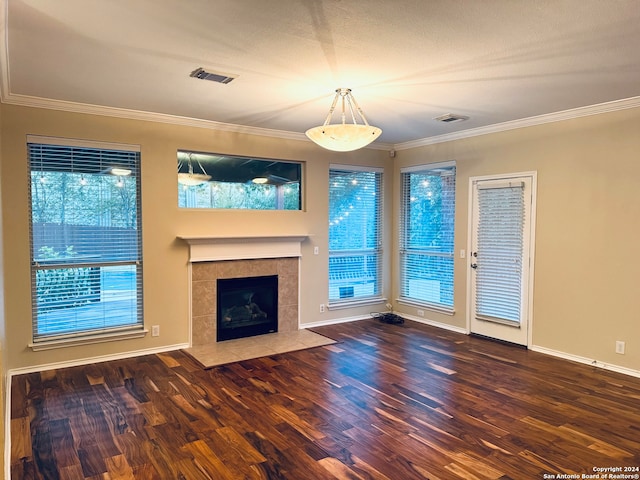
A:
179;236;338;367
190;257;299;346
179;235;309;346
179;235;336;367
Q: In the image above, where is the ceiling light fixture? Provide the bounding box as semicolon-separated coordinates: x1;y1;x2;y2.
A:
305;88;382;152
178;154;211;186
252;177;268;184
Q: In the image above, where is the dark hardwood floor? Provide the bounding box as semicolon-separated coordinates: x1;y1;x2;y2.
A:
10;319;640;479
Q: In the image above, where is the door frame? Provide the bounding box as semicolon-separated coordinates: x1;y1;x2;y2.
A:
465;171;538;347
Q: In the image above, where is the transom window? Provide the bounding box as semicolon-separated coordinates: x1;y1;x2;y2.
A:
177;151;302;210
28;137;143;344
400;162;456;311
328;166;383;305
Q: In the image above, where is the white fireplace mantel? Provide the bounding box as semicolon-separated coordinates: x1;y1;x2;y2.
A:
178;234;309;262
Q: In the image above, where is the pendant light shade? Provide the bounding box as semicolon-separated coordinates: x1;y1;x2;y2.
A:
305;88;382;152
177;172;211;186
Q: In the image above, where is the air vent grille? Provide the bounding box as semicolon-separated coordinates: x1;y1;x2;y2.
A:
434;113;469;123
190;67;236;84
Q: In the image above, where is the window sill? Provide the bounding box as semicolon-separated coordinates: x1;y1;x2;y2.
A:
29;328;149;352
328;297;387;310
397;298;455;316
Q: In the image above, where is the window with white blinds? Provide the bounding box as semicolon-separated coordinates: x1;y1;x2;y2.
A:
400;163;456;311
475;182;524;323
328;166;383;304
28;138;143;343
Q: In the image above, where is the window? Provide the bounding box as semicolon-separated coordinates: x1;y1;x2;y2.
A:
328;166;383;304
28;137;143;345
400;162;456;311
178;151;302;210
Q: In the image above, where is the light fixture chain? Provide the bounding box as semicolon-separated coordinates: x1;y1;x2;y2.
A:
347;92;371;127
345;94;358;125
196;158;208;175
322;91;341;127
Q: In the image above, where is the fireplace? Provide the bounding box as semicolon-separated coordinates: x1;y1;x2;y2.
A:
179;234;307;347
217;275;278;342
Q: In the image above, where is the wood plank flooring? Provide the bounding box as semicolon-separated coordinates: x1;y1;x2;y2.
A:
10;319;640;479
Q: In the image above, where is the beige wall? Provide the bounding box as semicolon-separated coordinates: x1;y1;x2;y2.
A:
1;102;639;374
0;104;390;371
393;107;640;371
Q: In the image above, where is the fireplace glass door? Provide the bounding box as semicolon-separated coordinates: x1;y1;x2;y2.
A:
217;275;278;341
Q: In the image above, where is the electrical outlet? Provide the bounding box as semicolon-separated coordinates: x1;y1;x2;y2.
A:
615;341;625;354
152;325;160;337
320;304;325;313
417;309;425;317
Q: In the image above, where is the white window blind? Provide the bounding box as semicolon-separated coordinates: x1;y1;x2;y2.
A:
328;167;383;303
28;140;143;343
475;182;524;324
400;163;456;310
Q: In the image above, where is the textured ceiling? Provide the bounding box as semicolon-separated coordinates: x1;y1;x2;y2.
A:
3;0;640;148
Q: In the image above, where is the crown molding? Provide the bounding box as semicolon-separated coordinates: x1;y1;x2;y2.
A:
393;96;640;151
0;91;394;151
3;91;311;139
4;90;636;154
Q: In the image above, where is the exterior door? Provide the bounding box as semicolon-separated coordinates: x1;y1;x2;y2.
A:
468;173;536;346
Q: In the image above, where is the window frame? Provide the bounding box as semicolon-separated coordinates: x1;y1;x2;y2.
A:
328;164;384;308
27;136;145;349
399;161;456;314
177;150;303;211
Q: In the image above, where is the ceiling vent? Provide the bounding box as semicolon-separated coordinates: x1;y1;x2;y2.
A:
434;113;469;123
190;67;236;84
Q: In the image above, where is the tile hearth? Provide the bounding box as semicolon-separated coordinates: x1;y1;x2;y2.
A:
183;329;337;368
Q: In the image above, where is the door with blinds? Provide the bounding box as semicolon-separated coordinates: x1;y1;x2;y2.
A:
469;173;536;346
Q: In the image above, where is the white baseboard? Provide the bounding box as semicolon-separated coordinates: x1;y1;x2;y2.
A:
302;312;469;336
402;313;469;335
301;314;371;330
530;345;640;379
7;343;190;377
310;314;640;380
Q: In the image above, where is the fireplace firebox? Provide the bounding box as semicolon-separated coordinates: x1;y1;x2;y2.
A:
216;275;278;342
